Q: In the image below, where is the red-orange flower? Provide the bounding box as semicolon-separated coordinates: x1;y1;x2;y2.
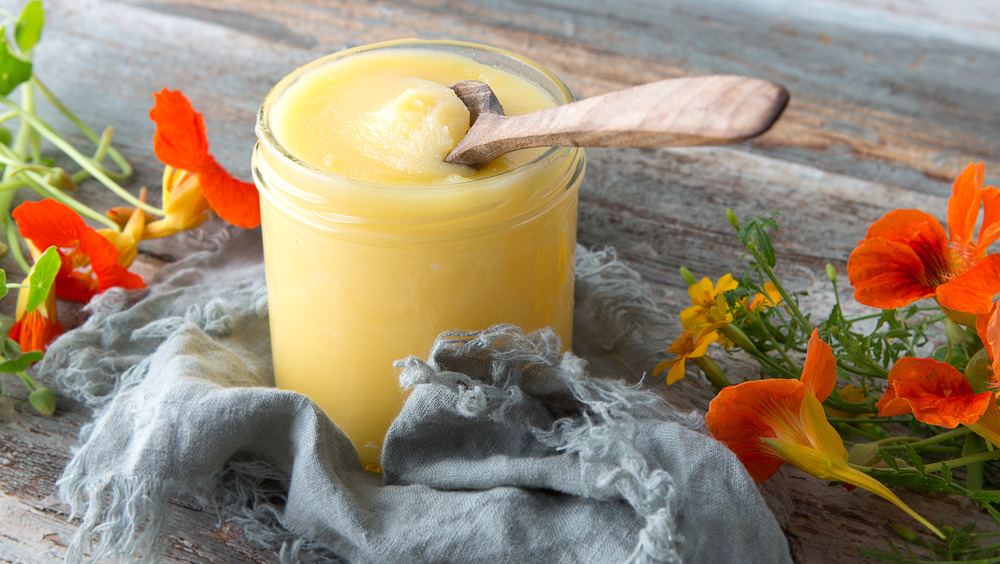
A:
8;277;63;352
147;89;259;231
707;330;942;537
847;162;1000;314
878;357;993;428
12;199;146;302
706;329;837;482
879;357;1000;448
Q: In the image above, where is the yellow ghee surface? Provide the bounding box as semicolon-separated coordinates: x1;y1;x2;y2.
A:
254;40;584;466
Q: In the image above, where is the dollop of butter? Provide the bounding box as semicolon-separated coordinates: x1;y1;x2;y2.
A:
358;78;471;178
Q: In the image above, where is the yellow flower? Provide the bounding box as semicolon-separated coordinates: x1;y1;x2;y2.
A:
143;166;213;239
99;188;148;267
747;282;783;311
680;274;738;332
655;322;725;385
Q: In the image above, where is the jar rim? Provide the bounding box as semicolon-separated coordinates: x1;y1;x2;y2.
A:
255;38;578;193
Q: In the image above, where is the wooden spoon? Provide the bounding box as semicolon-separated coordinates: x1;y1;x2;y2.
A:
444;75;789;168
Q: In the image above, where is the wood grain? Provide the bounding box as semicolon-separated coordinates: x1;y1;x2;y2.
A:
0;0;997;561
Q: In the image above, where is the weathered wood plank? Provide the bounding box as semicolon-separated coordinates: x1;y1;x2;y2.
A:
0;0;997;561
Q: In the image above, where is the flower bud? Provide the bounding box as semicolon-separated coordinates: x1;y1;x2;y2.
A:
825;263;837;284
29;386;56;416
964;348;992;394
43;167;78;192
679;266;697;286
725;208;740;230
892;524;918;543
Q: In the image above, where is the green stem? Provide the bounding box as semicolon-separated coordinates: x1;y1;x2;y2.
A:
833;422;886;441
720;323;799;379
15;371;37;393
923;449;1000;473
0;96;161;216
882;428;973;451
4;214;29;274
753;253;813;335
32;77;133;182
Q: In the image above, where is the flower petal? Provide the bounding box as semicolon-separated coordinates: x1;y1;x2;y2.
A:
800;329;837;402
706;378;805;482
12;199;87;249
196;164;261;229
969;395;1000;449
879;357;991;427
947;162;984;246
977;186;1000;253
149;89;213;172
935;253;1000;315
847;237;937;309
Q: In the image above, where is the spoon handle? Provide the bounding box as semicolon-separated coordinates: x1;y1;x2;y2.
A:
449;75;789;165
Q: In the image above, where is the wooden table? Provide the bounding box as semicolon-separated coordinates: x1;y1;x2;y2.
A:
1;0;998;562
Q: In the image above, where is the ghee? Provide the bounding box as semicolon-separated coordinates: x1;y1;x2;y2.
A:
253;40;584;466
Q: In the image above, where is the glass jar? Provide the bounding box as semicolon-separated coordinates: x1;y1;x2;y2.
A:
253;39;585;467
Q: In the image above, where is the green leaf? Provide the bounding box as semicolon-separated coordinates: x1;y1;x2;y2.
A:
904;443;925;473
0;268;6;301
0;29;32;95
878;448;900;470
939;461;952;485
736;213;780;268
14;1;43;53
0;350;42;373
25;246;58;313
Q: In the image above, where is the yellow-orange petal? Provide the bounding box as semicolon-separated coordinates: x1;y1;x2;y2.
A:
800;329;837;402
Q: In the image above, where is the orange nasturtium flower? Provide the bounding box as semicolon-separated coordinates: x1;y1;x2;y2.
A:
12;199;146;302
706;330;942;537
847;162;1000;316
878;357;1000;447
7;276;63;352
143;89;260;238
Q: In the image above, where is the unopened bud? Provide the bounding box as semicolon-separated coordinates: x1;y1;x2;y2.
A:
825;263;837;284
44;167;77;192
725;208;740;230
892;524;918;543
29;387;55;416
679;266;697;286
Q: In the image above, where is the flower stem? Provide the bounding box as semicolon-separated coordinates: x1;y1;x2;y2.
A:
0;96;161;216
32;76;133;182
881;427;973;451
4;216;29;273
923;449;1000;473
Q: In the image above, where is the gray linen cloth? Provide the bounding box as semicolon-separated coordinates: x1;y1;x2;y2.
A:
38;226;790;564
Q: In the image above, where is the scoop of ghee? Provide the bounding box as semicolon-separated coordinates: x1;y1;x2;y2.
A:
269;49;557;186
358;79;470;178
